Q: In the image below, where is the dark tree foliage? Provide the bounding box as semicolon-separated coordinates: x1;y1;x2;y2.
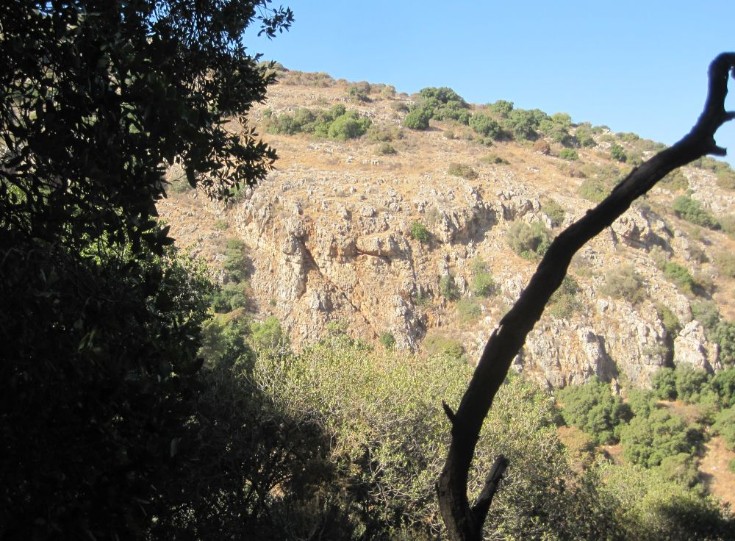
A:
0;0;292;538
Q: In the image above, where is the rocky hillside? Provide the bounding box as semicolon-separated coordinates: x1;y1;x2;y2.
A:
159;68;735;390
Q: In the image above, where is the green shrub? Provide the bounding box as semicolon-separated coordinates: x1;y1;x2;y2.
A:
672;196;720;229
656;304;682;336
348;83;370;102
223;238;249;283
199;315;253;370
409;221;430;243
691;300;721;334
456;298;482;324
559;148;579;161
627;389;658;417
249;316;289;357
327;111;371;140
575;124;596;147
599;461;734;540
558;378;631;444
447;163;478;180
610;143;627;163
542;198;565;227
262;344;634;538
539;114;574;146
710;367;735;408
661;261;697;295
469;113;503;139
578;178;609;203
367;124;401;143
403;106;431;130
376;142;397;155
713;406;735;450
619;408;701;468
379;331;396;350
480;153;509;165
266;105;371;141
417;87;470;124
487;99;514;118
470;259;495;297
656;453;700;488
577;163;620;202
601;265;646;305
506;221;552;260
439;273;459;300
547;275;582;318
652;367;677;399
715;320;735;365
675;365;710;404
505;108;540;141
211;282;248;313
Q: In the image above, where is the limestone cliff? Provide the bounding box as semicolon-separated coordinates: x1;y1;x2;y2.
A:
159;70;735;389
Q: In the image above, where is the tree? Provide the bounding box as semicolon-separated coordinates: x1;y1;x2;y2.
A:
558;379;631;445
0;1;292;537
437;53;735;540
620;409;701;468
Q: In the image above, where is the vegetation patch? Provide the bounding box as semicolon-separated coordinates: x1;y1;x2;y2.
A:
506;221;552;260
601;265;647;305
447;162;479;180
672;196;720;229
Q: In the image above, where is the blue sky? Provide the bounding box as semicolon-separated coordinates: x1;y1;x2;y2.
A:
248;1;735;161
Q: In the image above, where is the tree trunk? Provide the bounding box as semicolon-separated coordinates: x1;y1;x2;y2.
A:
437;53;735;541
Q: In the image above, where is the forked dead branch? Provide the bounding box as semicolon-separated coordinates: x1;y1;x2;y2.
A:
437;53;735;541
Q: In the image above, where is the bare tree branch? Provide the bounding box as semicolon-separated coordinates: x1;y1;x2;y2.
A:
437;53;735;541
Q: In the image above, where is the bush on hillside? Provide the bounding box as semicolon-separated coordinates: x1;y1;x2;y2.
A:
507;221;552;260
470;258;495;297
672;196;720;229
439;273;459;300
713;406;735;450
410;221;430;243
601;265;647;305
541;198;566;228
469;112;503;139
403;106;431;130
652;367;678;400
710;367;735;408
447;162;478;180
619;408;701;468
610;143;627;163
547;275;582;319
558;379;631;444
675;365;710;404
715;320;735;366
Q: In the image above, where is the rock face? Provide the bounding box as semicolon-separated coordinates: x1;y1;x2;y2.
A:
159;74;735;389
674;321;721;373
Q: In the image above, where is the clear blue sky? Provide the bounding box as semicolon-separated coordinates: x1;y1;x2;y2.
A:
247;1;735;161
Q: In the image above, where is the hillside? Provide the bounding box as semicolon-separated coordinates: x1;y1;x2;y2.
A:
159;67;735;391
